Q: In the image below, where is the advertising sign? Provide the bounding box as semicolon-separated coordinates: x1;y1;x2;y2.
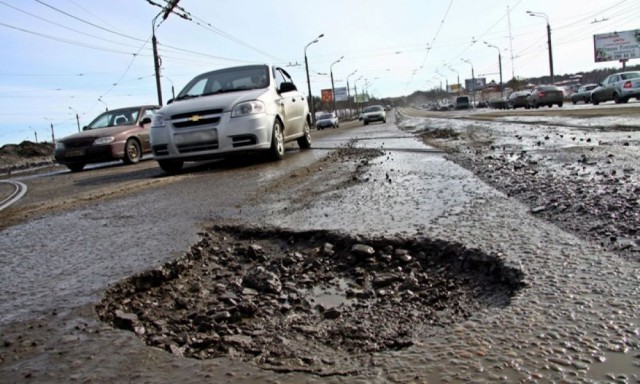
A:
355;94;369;103
464;78;486;91
334;87;348;101
594;29;640;62
321;89;333;103
448;84;461;93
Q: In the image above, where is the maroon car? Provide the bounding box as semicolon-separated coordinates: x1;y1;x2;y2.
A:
54;105;159;172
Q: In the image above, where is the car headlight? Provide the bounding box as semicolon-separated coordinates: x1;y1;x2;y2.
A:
55;142;65;150
151;113;166;128
231;100;265;117
93;136;115;145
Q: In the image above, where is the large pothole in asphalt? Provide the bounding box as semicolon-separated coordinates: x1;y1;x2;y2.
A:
96;225;525;375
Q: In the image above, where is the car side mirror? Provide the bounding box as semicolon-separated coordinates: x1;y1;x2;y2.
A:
279;82;297;93
82;126;90;131
139;117;152;126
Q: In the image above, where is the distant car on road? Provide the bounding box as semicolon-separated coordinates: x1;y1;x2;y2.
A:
315;112;339;130
454;96;470;110
570;84;598;104
361;105;386;125
54;105;159;172
150;64;312;173
507;91;531;109
527;85;564;108
591;71;640;105
488;97;508;109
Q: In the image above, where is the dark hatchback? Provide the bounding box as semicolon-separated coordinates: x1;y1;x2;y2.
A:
55;105;158;172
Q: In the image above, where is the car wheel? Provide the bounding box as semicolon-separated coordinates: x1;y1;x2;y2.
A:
558;102;563;107
572;99;577;105
364;120;369;125
297;119;312;149
584;97;590;104
613;93;622;104
123;138;141;164
158;159;184;174
67;163;85;172
268;119;285;160
591;94;600;105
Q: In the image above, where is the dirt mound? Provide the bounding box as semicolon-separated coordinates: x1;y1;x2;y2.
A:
96;225;525;375
0;141;54;174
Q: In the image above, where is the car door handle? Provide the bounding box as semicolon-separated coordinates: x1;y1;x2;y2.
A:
292;98;296;102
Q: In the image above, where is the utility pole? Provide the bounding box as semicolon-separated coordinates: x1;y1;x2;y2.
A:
527;11;554;84
44;118;55;144
304;33;324;124
346;70;357;119
330;56;344;115
69;106;80;132
484;42;504;98
151;0;184;106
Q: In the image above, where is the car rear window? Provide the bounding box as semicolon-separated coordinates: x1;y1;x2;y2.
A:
621;72;640;80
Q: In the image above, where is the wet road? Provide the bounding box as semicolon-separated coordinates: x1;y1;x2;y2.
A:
1;113;639;382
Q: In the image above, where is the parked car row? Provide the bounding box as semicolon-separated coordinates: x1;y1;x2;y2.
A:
55;64;313;173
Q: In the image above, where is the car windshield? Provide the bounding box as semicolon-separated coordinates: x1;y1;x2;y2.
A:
318;114;334;120
363;106;383;112
86;108;140;129
176;65;270;100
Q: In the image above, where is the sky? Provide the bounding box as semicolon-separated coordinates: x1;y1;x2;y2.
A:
0;0;638;145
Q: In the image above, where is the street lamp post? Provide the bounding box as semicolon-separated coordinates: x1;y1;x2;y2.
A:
354;76;363;116
461;59;475;106
484;42;503;98
330;56;344;115
44;117;55;144
165;76;176;100
29;126;37;143
69;106;81;132
304;33;324;124
98;97;108;112
527;10;554;84
346;70;358;119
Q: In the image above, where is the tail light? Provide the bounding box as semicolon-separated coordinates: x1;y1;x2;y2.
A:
538;92;545;97
623;81;632;89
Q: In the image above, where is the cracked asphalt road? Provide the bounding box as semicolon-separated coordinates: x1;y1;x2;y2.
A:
0;112;639;383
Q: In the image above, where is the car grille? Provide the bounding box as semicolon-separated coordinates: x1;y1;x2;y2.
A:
63;138;96;148
177;140;219;154
171;109;223;129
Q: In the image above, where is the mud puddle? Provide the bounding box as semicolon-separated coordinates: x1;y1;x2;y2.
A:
97;225;525;375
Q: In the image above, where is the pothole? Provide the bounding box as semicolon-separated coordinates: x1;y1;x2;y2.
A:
96;225;525;374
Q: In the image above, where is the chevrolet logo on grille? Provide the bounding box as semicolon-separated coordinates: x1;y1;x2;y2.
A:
189;115;203;122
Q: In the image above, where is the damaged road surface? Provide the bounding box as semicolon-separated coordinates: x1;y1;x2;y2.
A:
1;114;640;383
96;225;524;375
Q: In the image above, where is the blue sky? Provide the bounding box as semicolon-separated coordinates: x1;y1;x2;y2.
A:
0;0;638;145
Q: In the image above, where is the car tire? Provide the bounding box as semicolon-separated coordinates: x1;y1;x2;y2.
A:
67;163;85;172
158;159;183;174
364;120;369;125
268;119;285;160
613;93;622;104
123;138;141;164
383;119;386;123
558;102;563;107
572;100;577;105
297;119;312;149
591;94;600;105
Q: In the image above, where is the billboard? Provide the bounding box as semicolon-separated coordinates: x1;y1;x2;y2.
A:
354;93;369;103
464;78;486;91
334;87;348;101
448;84;461;93
594;29;640;62
321;89;333;103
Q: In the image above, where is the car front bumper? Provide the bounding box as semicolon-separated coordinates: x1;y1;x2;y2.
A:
150;112;274;161
54;142;125;165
